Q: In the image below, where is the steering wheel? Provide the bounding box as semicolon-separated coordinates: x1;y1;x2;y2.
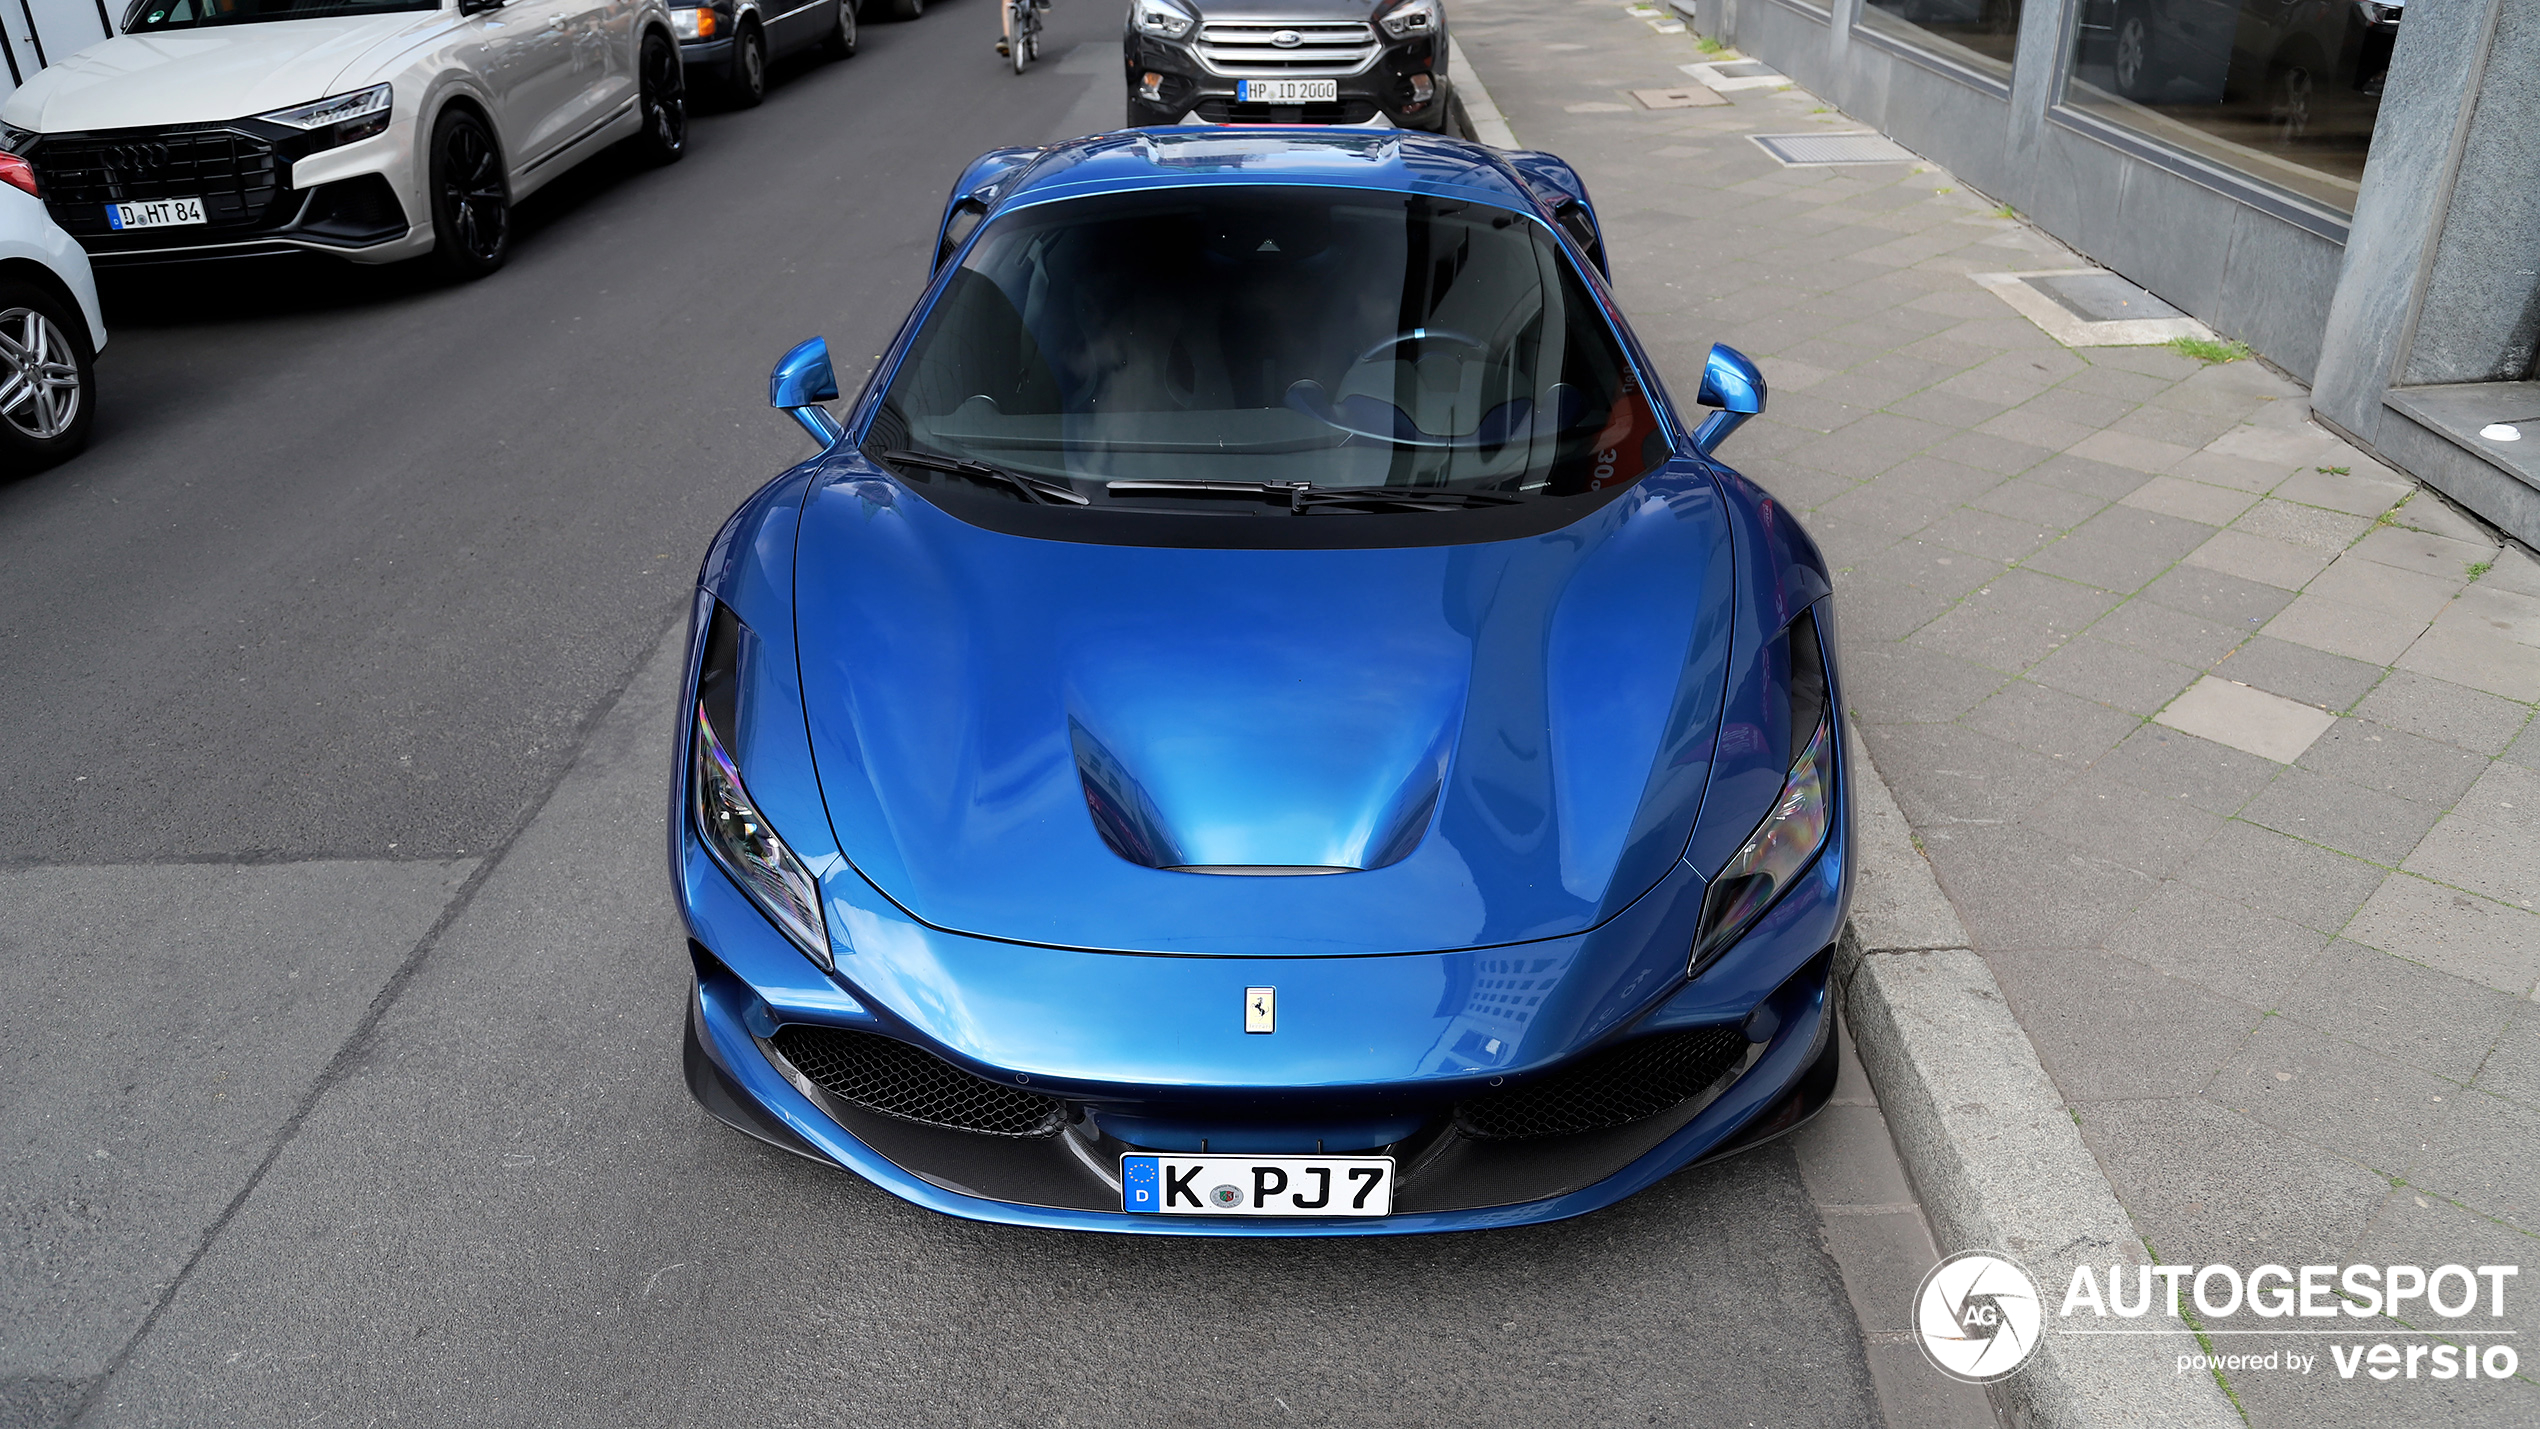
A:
1351;328;1489;366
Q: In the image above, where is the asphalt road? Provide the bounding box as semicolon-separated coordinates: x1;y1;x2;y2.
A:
0;11;1887;1425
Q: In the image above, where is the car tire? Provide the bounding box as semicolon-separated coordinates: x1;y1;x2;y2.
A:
886;0;920;21
2265;57;2315;144
2110;2;2156;99
426;107;511;280
818;0;856;58
634;30;689;164
731;22;767;106
0;280;95;474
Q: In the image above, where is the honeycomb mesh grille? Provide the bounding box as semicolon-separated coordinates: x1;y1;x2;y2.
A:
1453;1027;1749;1140
770;1025;1064;1138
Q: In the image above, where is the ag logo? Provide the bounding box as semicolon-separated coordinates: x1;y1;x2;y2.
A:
1914;1250;2042;1383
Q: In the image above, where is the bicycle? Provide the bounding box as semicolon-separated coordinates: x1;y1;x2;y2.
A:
999;0;1043;72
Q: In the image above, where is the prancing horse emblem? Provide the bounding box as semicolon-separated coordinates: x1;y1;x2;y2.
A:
1270;28;1303;46
1245;986;1275;1034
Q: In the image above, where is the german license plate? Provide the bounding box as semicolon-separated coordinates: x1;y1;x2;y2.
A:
105;197;204;230
1239;79;1338;104
1121;1153;1393;1216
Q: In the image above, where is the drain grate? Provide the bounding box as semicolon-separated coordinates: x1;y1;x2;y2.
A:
1749;132;1919;166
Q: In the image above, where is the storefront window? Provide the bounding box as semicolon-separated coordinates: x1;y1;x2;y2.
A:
1856;0;2025;79
2062;0;2400;214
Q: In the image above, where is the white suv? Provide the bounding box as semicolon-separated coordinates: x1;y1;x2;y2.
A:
0;0;688;278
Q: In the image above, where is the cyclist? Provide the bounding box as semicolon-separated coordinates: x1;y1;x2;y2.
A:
996;0;1047;64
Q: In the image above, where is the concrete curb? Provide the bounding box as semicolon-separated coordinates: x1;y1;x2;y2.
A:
1839;724;2242;1428
1445;35;1518;149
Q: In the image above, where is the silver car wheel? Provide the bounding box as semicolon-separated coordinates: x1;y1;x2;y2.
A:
0;306;82;441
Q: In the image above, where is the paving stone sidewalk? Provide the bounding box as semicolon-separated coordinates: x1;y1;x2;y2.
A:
1452;4;2540;1425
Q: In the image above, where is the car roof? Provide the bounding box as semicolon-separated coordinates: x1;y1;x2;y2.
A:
990;127;1541;215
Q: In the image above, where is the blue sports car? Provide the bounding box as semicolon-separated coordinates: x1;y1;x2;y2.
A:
676;127;1846;1235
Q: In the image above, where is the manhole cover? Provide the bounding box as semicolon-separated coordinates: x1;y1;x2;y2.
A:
1750;132;1918;165
2024;272;2184;322
1634;85;1727;108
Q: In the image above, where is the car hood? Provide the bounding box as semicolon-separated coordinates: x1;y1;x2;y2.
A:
0;17;440;132
793;462;1735;957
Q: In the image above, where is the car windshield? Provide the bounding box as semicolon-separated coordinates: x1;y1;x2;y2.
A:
122;0;433;31
865;185;1667;515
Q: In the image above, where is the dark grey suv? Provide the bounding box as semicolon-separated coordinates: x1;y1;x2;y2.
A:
1122;0;1451;129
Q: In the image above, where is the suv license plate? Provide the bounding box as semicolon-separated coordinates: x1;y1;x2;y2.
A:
1121;1153;1393;1216
1239;79;1338;104
106;197;205;231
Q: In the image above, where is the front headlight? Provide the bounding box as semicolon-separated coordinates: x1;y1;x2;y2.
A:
671;5;716;38
257;83;392;150
1377;0;1438;38
1690;609;1834;975
691;604;831;970
1133;0;1193;38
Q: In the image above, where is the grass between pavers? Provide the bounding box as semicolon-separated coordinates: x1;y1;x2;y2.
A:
2171;335;2256;364
2143;1234;2254;1419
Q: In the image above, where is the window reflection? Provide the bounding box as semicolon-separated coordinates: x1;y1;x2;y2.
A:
1857;0;2025;77
2064;0;2401;213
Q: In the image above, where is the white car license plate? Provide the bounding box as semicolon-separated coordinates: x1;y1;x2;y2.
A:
105;197;205;231
1239;79;1339;104
1122;1153;1393;1216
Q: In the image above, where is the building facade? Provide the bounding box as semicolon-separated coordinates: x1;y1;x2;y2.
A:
1685;0;2540;548
1;0;113;99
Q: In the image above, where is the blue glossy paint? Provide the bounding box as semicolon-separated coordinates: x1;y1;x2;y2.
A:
790;458;1733;956
768;337;843;448
1693;343;1766;456
675;128;1852;1234
685;930;1834;1237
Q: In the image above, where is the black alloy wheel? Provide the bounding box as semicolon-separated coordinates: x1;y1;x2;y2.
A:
0;280;94;473
731;22;767;106
2266;61;2315;144
427;108;510;279
2111;6;2154;98
819;0;857;58
636;31;689;163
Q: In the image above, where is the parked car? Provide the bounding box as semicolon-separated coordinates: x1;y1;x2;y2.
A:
2080;0;2401;139
677;128;1844;1235
1122;0;1450;129
0;0;689;279
0;160;105;470
670;0;857;110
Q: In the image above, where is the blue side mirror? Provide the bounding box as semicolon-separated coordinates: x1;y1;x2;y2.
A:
1692;343;1766;456
770;336;844;449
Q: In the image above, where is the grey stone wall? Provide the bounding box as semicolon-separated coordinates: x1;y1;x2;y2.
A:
2399;0;2540;385
1701;0;2352;385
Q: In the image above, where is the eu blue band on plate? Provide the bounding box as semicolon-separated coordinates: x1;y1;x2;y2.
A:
1121;1155;1159;1212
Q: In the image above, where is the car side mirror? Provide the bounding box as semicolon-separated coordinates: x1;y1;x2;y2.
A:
1692;343;1765;456
770;336;843;449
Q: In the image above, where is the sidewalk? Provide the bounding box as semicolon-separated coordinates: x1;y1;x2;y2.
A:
1452;4;2539;1425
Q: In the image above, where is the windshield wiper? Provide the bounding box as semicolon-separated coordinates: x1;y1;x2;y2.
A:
1105;480;1523;514
879;448;1089;506
1293;488;1523;513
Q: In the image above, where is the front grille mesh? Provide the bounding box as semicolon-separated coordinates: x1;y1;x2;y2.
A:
1454;1027;1749;1140
1197;19;1379;73
34;128;285;234
771;1024;1064;1138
